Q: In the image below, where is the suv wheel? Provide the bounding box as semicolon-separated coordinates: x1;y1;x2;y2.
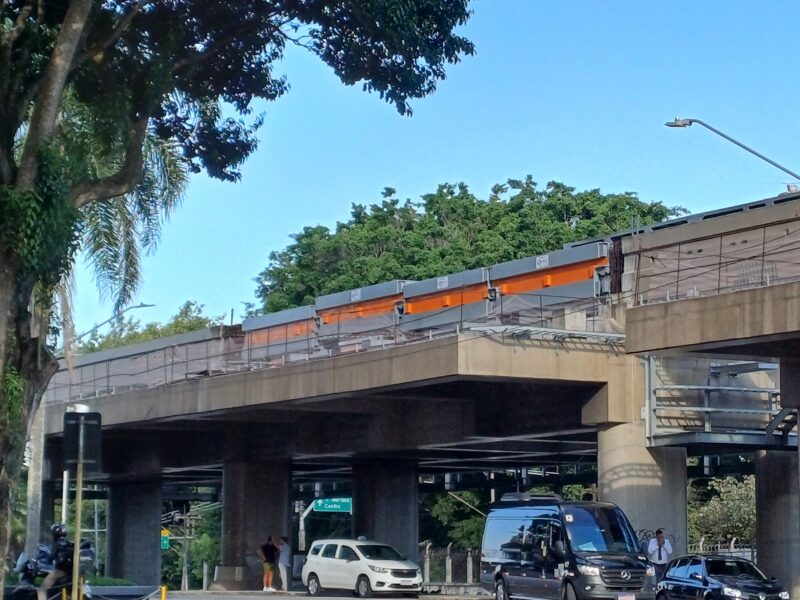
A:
356;575;373;598
307;574;322;596
496;578;508;600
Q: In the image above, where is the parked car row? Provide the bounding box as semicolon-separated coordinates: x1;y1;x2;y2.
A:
298;495;789;600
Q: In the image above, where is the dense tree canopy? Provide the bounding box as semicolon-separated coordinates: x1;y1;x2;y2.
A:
76;301;223;353
254;177;684;312
0;1;475;586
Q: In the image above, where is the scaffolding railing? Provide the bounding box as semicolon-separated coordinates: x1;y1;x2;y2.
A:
45;293;620;406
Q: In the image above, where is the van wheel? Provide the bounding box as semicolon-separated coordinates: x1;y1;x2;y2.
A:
307;574;322;596
495;579;509;600
356;576;373;598
563;582;578;600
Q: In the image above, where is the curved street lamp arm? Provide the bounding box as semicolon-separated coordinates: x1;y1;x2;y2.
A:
687;119;800;182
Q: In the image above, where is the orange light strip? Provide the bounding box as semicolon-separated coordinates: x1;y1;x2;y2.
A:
318;294;403;325
494;258;608;295
246;319;316;346
404;284;489;315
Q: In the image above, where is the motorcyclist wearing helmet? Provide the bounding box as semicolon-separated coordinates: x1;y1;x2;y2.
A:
37;524;72;600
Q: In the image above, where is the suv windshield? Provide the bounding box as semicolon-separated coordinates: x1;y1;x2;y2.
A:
357;545;404;561
706;559;767;580
563;505;639;554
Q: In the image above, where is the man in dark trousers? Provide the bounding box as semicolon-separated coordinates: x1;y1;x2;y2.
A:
257;536;278;591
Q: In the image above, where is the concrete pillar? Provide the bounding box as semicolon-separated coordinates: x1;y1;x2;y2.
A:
756;451;799;593
597;420;687;554
218;461;291;590
106;480;162;585
352;462;419;562
25;403;45;557
779;358;800;599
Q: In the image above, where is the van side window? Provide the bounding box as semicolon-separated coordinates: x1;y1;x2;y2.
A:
309;544;323;556
321;544;338;559
483;518;533;560
340;546;359;561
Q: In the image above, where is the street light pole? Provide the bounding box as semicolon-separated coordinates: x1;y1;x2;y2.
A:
665;117;800;182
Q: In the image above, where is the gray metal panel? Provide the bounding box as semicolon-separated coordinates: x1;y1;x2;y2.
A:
490;243;608;281
498;280;597;313
71;326;229;366
399;301;491;331
242;305;317;332
315;280;409;311
403;268;489;299
248;338;317;359
317;313;398;337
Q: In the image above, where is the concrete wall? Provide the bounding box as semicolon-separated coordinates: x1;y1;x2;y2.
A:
597;421;688;555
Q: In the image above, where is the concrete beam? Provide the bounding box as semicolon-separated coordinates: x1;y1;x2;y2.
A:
46;336;638;434
625;282;800;356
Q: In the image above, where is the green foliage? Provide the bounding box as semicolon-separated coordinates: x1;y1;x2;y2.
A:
1;367;26;475
429;491;487;549
688;476;755;545
78;301;223;353
255;178;684;312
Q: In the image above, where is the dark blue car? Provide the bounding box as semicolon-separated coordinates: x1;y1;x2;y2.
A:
656;555;789;600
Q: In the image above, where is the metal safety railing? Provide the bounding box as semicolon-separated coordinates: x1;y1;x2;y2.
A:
45;293;622;406
633;219;800;306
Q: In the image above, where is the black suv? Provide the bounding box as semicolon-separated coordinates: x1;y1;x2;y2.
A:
656;555;789;600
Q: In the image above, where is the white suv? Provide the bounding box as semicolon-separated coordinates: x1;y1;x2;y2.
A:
301;538;422;598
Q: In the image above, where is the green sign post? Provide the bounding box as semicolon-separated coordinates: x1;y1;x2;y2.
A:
160;529;170;550
313;497;352;513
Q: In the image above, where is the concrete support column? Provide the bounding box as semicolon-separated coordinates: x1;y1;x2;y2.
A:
756;451;799;593
106;480;162;585
352;462;419;562
597;420;687;554
218;460;291;590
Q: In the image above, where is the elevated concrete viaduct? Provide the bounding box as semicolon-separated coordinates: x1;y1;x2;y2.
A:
36;192;800;590
40;333;688;588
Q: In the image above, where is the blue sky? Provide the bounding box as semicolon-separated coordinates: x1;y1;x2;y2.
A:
72;0;800;332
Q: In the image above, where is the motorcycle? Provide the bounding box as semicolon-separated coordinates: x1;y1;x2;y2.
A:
14;540;95;598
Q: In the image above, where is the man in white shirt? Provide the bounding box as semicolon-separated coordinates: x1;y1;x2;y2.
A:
647;528;672;581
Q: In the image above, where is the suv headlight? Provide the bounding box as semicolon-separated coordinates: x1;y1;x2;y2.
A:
369;565;390;573
779;593;789;600
646;566;656;577
577;565;600;576
723;588;742;598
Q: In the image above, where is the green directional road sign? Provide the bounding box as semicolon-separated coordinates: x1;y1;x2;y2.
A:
313;497;352;513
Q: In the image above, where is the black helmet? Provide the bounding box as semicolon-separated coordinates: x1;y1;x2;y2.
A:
51;523;67;539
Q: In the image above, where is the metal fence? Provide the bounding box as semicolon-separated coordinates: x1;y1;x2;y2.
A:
687;538;756;562
44;294;623;406
633;220;800;306
418;543;481;584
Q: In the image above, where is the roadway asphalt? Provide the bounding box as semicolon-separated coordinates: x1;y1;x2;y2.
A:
166;592;486;600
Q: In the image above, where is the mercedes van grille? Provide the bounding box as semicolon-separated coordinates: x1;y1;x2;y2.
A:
601;568;645;587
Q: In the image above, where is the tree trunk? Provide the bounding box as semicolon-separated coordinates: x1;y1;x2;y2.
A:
0;252;59;596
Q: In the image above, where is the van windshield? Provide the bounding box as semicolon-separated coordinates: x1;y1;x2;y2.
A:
563;506;639;554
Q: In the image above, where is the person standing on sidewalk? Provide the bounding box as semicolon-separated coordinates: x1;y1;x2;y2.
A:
257;536;278;591
647;529;673;581
277;536;292;592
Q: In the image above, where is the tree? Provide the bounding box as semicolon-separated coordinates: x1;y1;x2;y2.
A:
76;301;223;353
254;178;683;312
688;476;756;547
429;491;487;550
0;1;475;587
